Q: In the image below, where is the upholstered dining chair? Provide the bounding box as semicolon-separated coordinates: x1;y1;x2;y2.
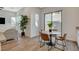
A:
55;33;67;51
39;32;51;50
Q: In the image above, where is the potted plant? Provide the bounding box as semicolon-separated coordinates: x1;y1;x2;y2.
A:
47;21;53;32
20;15;29;37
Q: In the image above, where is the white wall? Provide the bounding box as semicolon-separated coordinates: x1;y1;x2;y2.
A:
30;8;41;37
41;7;79;41
62;8;79;41
0;10;17;33
17;7;41;37
0;10;16;25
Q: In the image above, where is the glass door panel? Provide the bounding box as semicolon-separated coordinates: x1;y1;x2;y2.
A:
45;13;51;31
52;11;61;33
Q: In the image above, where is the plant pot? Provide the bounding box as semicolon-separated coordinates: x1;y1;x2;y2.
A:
49;29;52;32
21;32;25;37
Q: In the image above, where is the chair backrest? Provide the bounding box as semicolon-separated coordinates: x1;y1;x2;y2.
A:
63;33;67;38
39;32;49;41
62;33;67;40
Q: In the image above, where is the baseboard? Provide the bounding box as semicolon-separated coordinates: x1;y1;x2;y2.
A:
31;35;39;38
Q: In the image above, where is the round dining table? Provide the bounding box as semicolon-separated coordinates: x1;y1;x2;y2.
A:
42;31;61;46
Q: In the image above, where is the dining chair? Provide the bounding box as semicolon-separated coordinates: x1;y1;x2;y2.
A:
55;33;67;51
39;32;51;51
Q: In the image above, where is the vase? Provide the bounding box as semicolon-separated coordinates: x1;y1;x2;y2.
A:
21;32;25;37
49;29;52;32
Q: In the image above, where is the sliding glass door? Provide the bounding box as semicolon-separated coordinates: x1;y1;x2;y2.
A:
45;13;51;31
52;11;62;32
44;11;62;33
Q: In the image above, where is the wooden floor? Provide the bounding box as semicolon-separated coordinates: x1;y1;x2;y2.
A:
1;36;79;51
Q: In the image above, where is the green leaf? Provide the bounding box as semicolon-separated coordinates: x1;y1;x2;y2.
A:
20;15;29;32
47;21;53;28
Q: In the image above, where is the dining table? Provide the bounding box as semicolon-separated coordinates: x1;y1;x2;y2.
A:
42;31;61;46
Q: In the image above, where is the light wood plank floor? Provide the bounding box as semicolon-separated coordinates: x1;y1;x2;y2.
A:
1;37;79;51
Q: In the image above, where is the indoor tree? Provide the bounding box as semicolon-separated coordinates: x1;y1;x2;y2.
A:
20;15;29;37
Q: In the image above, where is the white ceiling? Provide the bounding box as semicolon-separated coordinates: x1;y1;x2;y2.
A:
0;7;45;12
2;7;23;12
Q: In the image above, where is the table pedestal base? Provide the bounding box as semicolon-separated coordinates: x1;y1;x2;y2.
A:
47;41;55;46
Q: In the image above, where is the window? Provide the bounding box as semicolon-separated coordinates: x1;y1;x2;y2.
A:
35;14;39;27
44;11;62;33
11;17;16;26
52;11;61;32
45;13;51;31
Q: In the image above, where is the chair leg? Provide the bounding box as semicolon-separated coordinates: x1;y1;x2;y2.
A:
64;40;68;50
47;46;53;51
39;38;42;47
54;39;57;47
48;46;50;51
40;41;43;48
40;41;45;48
62;40;66;51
